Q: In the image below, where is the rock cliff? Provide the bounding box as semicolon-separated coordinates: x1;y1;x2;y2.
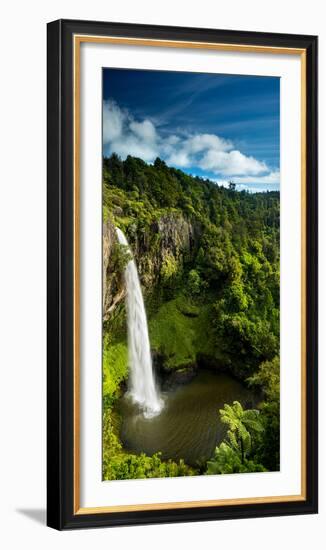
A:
103;212;201;320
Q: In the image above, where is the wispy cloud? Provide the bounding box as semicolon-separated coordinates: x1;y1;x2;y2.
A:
212;171;280;189
150;75;238;125
103;99;277;182
234;171;280;184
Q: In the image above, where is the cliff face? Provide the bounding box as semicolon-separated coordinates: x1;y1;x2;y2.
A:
103;218;125;321
103;212;201;321
133;212;200;287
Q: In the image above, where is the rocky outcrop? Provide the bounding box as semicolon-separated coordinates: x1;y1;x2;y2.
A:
103;212;201;321
103;218;126;321
134;212;200;287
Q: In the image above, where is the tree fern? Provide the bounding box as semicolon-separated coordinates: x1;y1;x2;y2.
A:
218;401;264;463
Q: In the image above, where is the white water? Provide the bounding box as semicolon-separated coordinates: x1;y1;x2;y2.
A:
116;228;163;418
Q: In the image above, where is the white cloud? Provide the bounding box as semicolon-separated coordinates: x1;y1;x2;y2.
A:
164;133;233;170
103;100;276;180
199;149;267;176
212;170;280;190
233;171;280;184
103;99;124;143
184;133;233;154
166;150;191;167
103;100;159;162
166;135;181;146
129;119;157;142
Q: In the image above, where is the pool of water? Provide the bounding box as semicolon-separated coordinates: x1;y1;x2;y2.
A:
117;370;258;466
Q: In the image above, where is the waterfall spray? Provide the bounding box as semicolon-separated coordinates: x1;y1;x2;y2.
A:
116;228;163;418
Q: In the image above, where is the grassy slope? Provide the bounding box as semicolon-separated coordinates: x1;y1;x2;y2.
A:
149;294;222;370
103;292;224;406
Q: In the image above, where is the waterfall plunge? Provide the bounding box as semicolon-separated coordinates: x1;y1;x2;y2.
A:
116;228;163;418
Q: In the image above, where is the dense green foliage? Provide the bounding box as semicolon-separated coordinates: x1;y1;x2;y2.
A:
102;153;280;479
103;409;195;479
247;357;280;470
206;402;266;474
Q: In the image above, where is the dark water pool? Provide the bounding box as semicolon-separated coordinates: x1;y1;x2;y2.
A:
117;371;258;466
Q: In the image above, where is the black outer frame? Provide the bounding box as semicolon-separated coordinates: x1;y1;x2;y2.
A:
47;19;318;530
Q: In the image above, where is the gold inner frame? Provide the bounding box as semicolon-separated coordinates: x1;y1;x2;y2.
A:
73;35;307;515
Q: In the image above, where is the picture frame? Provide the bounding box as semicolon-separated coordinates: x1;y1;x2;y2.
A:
47;18;318;530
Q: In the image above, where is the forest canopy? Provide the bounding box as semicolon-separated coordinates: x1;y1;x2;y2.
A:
102;153;280;478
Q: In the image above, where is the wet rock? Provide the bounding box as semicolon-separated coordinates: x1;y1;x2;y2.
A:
103;218;125;320
161;366;198;390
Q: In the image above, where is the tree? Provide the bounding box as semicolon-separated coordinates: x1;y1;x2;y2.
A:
247;356;280;401
206;442;266;475
187;269;207;296
102;153;280;479
206;402;266;475
247;357;280;471
219;401;264;463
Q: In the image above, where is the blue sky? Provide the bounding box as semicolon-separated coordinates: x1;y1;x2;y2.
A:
103;68;280;192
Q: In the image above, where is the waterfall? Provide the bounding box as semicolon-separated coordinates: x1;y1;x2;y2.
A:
116;228;163;418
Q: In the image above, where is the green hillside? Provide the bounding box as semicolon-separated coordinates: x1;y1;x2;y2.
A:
102;153;280;479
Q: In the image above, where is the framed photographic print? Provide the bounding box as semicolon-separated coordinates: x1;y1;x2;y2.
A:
47;19;318;530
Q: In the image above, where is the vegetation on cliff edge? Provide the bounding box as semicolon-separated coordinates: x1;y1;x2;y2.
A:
102;153;280;478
